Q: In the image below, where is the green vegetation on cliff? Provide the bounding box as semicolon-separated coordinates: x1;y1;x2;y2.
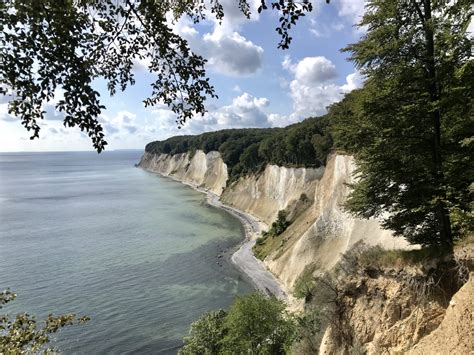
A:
145;116;332;181
179;293;297;355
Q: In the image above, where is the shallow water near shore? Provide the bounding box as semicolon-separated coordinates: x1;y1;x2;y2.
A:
0;151;253;354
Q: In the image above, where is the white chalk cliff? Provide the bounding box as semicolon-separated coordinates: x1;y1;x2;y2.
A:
139;150;408;291
139;150;228;196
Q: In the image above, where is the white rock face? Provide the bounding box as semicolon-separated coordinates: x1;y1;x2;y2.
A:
139;150;409;292
139;150;228;196
221;165;324;224
266;154;410;290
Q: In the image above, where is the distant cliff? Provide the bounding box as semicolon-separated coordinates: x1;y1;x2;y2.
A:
139;150;227;196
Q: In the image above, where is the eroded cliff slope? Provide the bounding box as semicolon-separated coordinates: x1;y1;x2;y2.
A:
139;150;228;196
221;165;324;225
265;154;410;290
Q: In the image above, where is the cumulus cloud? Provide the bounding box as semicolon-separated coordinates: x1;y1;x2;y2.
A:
336;0;366;29
267;113;299;127
99;111;138;136
187;92;270;132
284;56;337;84
200;30;263;76
146;92;273;136
283;56;364;119
168;2;264;77
341;71;364;92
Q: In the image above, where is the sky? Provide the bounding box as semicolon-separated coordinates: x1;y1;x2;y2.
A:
0;0;368;152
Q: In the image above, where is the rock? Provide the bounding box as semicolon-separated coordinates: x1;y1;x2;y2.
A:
408;273;474;354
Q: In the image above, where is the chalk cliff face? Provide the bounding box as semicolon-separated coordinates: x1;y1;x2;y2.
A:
266;155;410;290
140;150;408;292
139;150;228;196
221;165;324;224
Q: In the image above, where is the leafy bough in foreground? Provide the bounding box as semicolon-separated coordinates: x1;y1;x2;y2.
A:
0;289;89;353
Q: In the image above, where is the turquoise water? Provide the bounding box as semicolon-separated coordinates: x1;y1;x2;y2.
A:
0;151;253;354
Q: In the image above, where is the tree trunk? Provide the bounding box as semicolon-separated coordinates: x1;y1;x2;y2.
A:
422;0;453;252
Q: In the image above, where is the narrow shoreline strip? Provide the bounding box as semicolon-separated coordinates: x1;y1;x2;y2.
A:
141;167;287;300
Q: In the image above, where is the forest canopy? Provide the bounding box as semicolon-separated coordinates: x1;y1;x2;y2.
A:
145;115;332;181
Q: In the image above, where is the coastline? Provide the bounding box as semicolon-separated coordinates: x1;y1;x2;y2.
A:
141;167;288;301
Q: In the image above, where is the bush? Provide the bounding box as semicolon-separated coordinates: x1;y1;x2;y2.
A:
253;210;291;260
180;310;227;355
222;293;296;354
180;293;297;354
293;263;318;302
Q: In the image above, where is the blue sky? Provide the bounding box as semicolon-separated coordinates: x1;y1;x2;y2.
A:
0;0;367;152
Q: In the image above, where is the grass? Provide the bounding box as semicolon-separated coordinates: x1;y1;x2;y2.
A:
253;233;284;260
357;245;445;269
454;233;474;248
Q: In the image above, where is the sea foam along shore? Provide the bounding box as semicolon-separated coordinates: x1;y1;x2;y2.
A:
144;169;288;301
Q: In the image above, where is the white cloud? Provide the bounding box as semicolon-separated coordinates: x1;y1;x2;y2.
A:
100;110;138;136
288;56;338;84
203;0;262;33
169;4;264;77
341;71;364;92
145;92;273;136
336;0;366;29
190;92;270;131
283;56;363;118
200;30;264;76
267;113;299;127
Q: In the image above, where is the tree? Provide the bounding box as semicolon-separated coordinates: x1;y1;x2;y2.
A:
272;210;290;235
0;289;89;353
1;0;320;152
179;310;227;355
222;293;296;354
179;293;297;354
332;0;473;251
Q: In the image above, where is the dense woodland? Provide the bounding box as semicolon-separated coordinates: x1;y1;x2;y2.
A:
145;116;332;181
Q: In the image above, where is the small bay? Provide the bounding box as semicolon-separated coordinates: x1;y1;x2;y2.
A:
0;151;253;354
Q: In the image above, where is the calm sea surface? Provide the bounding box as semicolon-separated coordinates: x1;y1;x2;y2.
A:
0;151;253;354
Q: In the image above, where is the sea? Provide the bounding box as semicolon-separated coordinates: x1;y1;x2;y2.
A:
0;150;253;354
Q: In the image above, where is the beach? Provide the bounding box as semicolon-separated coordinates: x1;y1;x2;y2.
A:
147;170;288;301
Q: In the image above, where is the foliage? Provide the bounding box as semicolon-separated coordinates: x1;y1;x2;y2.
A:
179;310;227;355
1;0;327;151
180;293;296;354
272;210;290;235
0;289;89;353
222;293;296;354
146;115;332;181
293;263;318;302
254;210;291;260
331;0;473;251
294;308;323;355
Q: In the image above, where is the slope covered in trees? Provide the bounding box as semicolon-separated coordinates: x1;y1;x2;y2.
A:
145;116;332;181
